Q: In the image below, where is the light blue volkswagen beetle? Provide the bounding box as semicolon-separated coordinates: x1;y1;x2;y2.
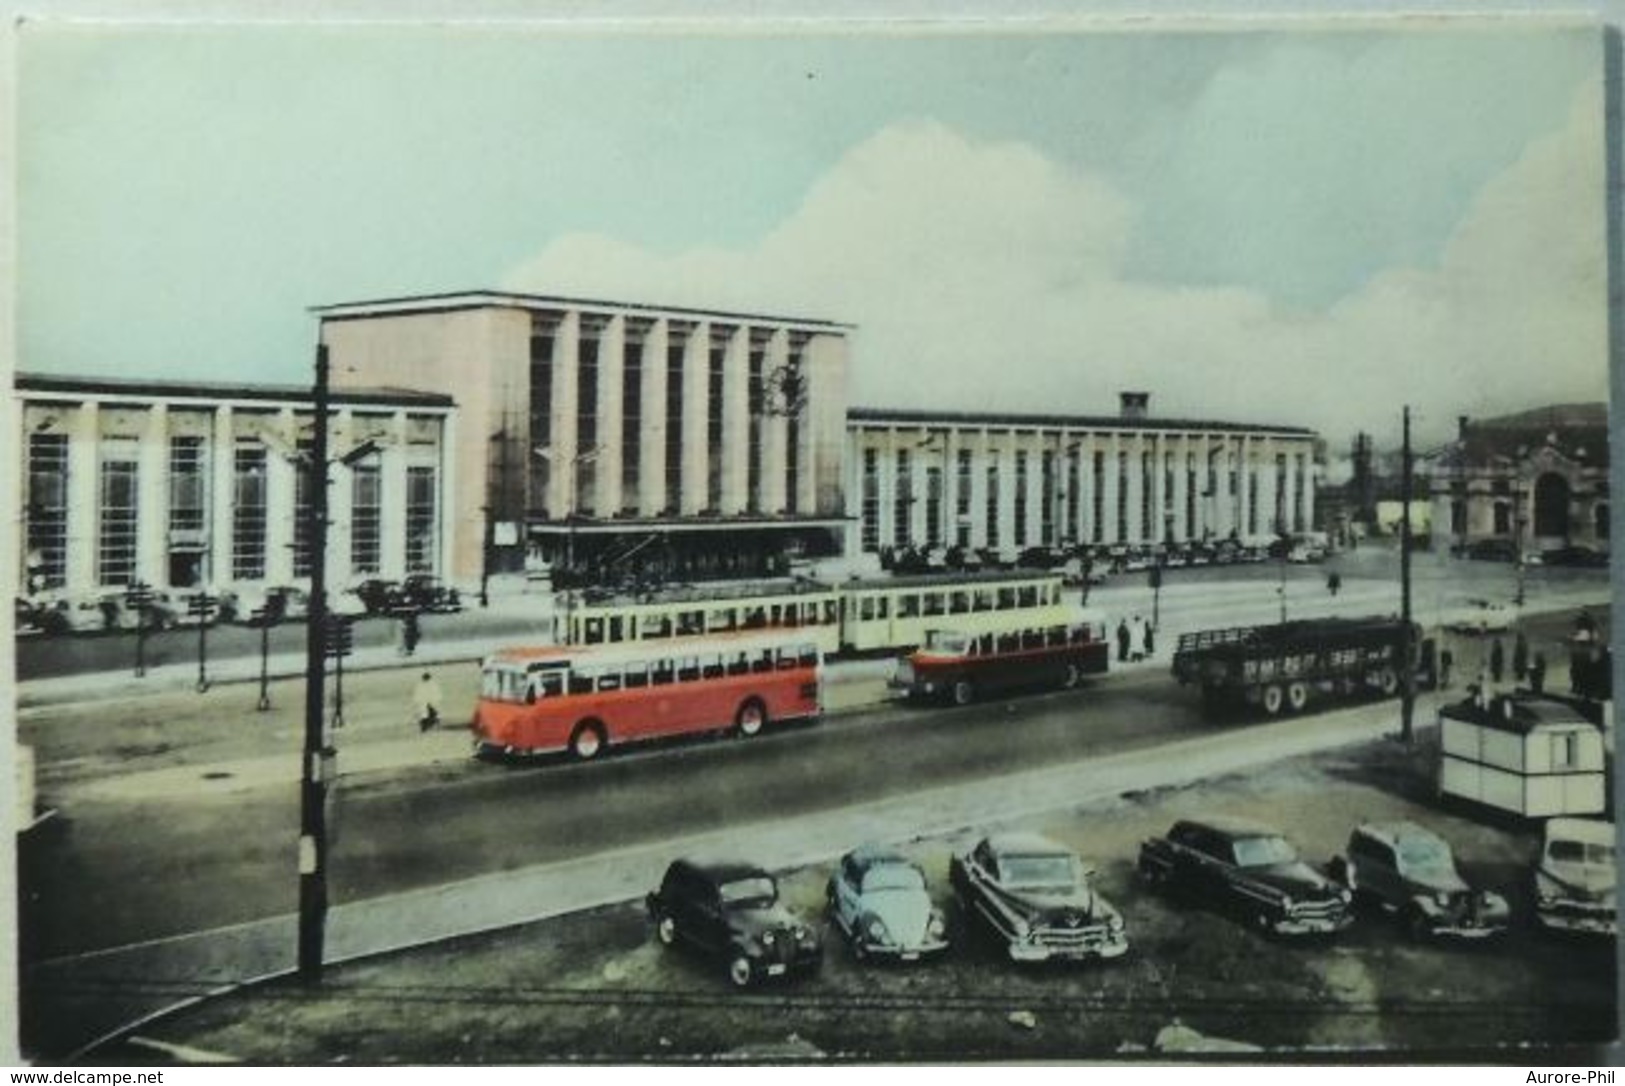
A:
826;844;950;962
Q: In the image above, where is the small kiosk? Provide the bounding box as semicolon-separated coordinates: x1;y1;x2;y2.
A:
1438;692;1608;818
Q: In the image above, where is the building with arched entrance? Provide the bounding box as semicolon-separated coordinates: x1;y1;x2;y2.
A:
1426;403;1610;557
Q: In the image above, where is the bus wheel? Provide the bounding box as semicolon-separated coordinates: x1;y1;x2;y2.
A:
1062;664;1082;690
952;680;975;706
569;720;607;761
1261;684;1285;716
735;698;768;738
1286;681;1309;713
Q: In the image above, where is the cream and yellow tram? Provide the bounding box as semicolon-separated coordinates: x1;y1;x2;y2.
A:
560;571;1071;657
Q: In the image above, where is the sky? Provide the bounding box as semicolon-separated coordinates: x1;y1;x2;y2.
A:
14;18;1609;451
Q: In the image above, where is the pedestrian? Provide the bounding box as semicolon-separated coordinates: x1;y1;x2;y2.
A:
400;611;421;657
1130;615;1146;662
412;671;443;732
1116;618;1130;663
1439;647;1454;690
1489;638;1505;685
1145;622;1156;657
1530;652;1547;694
1512;632;1529;686
1326;571;1341;596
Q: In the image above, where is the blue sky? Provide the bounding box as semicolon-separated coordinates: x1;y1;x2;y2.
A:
16;20;1606;445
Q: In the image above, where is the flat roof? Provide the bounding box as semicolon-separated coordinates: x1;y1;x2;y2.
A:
16;372;455;410
849;405;1315;437
312;289;855;333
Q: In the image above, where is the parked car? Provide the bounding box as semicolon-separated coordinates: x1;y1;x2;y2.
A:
1328;821;1509;939
1541;545;1609;569
14;597;45;636
948;833;1128;963
1533;818;1616;935
35;592;133;634
1461;538;1520;562
647;858;822;987
1440;597;1519;634
235;585;312;626
352;578;401;615
398;573;462;613
825;844;949;962
1138;816;1353;936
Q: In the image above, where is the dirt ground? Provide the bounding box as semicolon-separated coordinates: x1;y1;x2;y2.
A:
119;724;1616;1065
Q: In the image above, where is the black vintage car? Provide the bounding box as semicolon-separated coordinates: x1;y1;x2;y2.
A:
647;859;822;987
1139;816;1353;936
1327;821;1509;940
398;573;462;613
948;833;1128;963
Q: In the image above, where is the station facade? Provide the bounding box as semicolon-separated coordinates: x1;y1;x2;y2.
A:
1426;404;1610;554
16;373;456;598
847;394;1320;558
316;291;853;588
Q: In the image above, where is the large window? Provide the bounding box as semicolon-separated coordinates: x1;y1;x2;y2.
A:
26;432;69;590
1186;453;1197;540
351;463;382;574
406;465;437;573
1274;453;1288;535
576;321;601;512
529;320;555;515
956;449;973;547
665;329;687;512
169;437;207;536
98;445;140;586
1014;451;1029;548
1140;450;1154;540
233;445;268;581
986;461;1001;549
1116;451;1129;542
860;448;879;551
1091;451;1105;543
1041;450;1055;546
925;465;943;549
893;449;912;548
1065;448;1080;546
623;323;646;512
707;329;728;510
747;338;765;513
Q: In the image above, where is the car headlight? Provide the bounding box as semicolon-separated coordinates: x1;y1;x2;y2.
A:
866;917;889;941
1012;916;1031;938
1108;912;1125;933
927;913;946;938
1338;887;1352;904
761;930;777;947
1435;890;1452;908
1280;895;1294;912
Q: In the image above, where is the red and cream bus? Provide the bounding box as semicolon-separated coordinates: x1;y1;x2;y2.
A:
890;611;1110;706
474;632;823;760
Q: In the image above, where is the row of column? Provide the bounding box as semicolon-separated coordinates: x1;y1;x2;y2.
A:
539;312;845;520
855;428;1314;553
29;399;452;595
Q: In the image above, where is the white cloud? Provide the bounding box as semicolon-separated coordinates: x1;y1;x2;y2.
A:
503;83;1605;447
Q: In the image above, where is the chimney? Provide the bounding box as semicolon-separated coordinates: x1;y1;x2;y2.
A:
1120;391;1150;420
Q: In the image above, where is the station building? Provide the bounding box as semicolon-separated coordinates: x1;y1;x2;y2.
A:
316;291;853;587
15;373;455;598
1426;403;1610;554
847;394;1320;557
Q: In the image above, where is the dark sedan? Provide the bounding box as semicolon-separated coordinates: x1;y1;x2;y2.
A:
949;833;1127;963
1139;816;1353;936
647;858;821;987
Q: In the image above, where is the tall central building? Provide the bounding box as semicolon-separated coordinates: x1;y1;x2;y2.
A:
316;291;853;587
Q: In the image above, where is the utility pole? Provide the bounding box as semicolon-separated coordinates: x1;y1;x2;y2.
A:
299;343;332;983
1400;405;1415;745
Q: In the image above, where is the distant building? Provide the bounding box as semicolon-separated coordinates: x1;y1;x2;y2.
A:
16;373;454;597
845;393;1319;557
1426;404;1610;554
317;291;853;587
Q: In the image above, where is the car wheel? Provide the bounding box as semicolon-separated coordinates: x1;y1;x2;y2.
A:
1286;681;1309;713
1261;683;1285;716
656;914;677;947
952;680;975;706
728;955;753;988
568;720;606;761
1376;667;1399;697
735;698;767;738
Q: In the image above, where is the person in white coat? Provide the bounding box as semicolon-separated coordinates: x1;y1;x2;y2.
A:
412;671;443;732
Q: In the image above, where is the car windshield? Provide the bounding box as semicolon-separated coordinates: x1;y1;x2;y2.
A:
719;876;778;909
1549;840;1616;867
924;631;969;654
1396;836;1456;877
1232;835;1298;867
1000;854;1078;891
480;667;528;703
862;863;925;894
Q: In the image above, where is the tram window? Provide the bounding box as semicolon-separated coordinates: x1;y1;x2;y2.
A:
1023;630;1043;649
608;616;624;643
708;608;736;632
1018;587;1037;607
624;663;649;689
776;648;798;670
997;632;1021;653
678;610;703;636
998;588;1015;609
727;653;750;676
538;673;564;698
568;672;595;695
923;593;945;616
753;652;774;673
769;605;784;625
876;597;889;619
950;591;969;614
899;594;919;618
597;674;622;692
701;654;725;679
652;661;674;685
974;589;993;611
975;635;993;656
585;618;604;643
860;597;875;621
822;601;838;624
799;646;819;667
676;656;700;682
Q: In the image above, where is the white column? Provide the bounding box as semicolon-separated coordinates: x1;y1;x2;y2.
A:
209;406;234;588
762;329;789;515
264;407;296;584
548;310;581;520
967;431;988;549
878;437;897;549
640;320;669;517
138;404;168;587
380;412;409;578
997;440;1017;552
681;322;710;515
721;325;750;514
1283;443;1298;535
329;408;355;589
1100;434;1118;544
435;408;458;583
66;402;99;593
1301;451;1316;533
1173;435;1190;543
1240;435;1255;537
594;315;625;517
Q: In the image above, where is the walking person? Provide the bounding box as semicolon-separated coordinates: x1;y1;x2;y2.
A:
1116;619;1131;664
1489;638;1505;685
1512;631;1529;687
1130;615;1146;663
1144;622;1156;658
1326;571;1341;597
1439;647;1454;690
1530;652;1547;694
400;611;421;657
412;671;443;732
